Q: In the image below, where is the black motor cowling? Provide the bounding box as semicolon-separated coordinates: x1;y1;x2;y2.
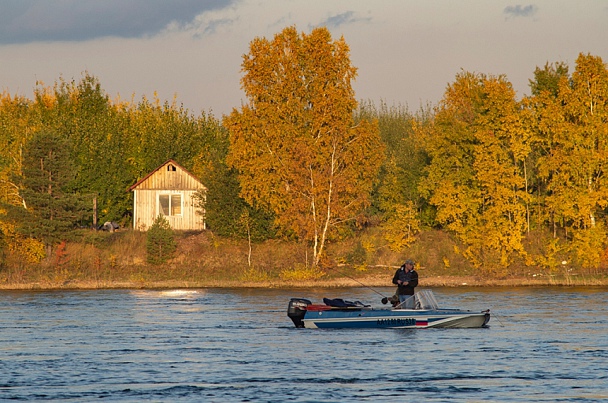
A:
287;298;312;328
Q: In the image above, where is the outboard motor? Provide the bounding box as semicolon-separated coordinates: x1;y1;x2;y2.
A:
287;298;312;328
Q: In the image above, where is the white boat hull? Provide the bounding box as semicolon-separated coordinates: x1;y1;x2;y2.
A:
301;308;490;329
288;290;490;329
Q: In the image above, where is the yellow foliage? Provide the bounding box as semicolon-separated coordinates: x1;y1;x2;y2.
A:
420;71;531;268
383;202;420;252
240;267;272;282
361;239;376;256
19;238;46;263
523;254;537;267
35;86;58;109
535;237;564;271
0;220;46;263
461;245;483;269
569;225;606;269
225;26;384;267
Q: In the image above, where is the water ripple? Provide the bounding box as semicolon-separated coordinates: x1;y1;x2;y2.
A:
1;287;607;402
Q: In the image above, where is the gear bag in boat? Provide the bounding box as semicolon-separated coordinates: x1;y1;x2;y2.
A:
322;298;370;308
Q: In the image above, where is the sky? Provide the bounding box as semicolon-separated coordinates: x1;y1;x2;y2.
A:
1;0;607;118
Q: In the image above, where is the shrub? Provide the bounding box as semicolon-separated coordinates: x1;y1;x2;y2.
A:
279;264;326;281
239;267;273;282
146;216;177;265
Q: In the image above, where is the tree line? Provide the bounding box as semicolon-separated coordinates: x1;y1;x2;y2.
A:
0;74;227;263
417;55;608;271
1;25;607;273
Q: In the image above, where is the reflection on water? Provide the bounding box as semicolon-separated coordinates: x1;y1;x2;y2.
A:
1;286;607;402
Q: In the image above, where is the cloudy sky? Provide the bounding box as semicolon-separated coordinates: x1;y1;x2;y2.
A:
1;0;607;117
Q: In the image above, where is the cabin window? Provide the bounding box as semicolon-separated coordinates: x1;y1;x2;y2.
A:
167;164;176;171
159;193;182;216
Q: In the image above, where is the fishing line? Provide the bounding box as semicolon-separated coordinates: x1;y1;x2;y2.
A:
489;311;504;327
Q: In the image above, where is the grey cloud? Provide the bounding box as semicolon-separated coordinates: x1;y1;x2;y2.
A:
321;11;370;29
504;4;538;18
0;0;236;45
199;17;235;36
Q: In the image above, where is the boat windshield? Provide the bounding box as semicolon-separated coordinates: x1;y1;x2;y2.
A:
416;290;439;310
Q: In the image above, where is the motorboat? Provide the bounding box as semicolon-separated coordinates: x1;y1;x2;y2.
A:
287;290;490;329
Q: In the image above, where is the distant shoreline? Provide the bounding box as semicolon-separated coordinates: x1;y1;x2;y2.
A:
5;231;606;292
2;274;606;291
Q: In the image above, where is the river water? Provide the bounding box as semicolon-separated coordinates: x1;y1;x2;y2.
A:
1;286;607;402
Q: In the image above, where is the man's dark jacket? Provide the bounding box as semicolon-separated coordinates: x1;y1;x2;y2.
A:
392;267;418;295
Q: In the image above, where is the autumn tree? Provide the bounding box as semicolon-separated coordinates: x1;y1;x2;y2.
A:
517;62;568;233
473;76;532;266
533;54;608;268
224;26;383;266
419;72;482;259
420;72;531;268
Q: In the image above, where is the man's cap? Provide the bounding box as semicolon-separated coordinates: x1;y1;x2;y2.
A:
404;259;414;265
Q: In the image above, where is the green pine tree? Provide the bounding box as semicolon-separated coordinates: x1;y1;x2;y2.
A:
8;130;87;254
146;215;177;265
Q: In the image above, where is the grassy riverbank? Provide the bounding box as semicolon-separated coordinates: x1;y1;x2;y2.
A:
3;272;606;291
2;229;607;290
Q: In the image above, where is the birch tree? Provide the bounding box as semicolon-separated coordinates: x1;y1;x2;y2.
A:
534;54;608;267
225;26;383;266
420;72;531;268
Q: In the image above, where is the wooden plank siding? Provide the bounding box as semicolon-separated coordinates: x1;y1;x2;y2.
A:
129;160;206;231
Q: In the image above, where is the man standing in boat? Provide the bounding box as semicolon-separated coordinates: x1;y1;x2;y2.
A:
392;259;419;308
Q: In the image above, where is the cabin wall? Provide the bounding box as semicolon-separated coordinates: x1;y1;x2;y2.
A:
131;161;206;231
132;189;205;231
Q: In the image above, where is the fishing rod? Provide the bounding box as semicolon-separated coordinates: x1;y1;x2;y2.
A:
325;264;391;299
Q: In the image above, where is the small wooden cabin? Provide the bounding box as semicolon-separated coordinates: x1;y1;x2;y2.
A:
129;160;206;231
